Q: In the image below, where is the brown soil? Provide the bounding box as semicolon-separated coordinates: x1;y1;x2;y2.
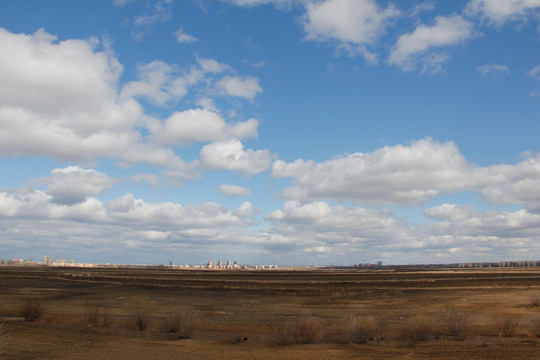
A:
1;266;539;359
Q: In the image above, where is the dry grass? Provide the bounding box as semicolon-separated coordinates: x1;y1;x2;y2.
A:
525;313;540;337
527;292;540;307
402;316;433;347
293;316;323;344
344;315;375;344
84;304;108;329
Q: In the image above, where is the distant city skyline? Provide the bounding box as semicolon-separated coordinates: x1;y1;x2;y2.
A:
1;0;540;265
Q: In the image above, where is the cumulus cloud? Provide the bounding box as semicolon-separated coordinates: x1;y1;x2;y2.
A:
0;188;259;261
477;63;510;77
224;0;294;8
39;166;116;205
216;75;263;100
466;0;540;25
129;173;160;188
174;28;198;43
273;138;472;206
272;138;540;209
389;15;474;72
217;184;253;197
200;140;275;176
0;28;198;173
151;109;259;146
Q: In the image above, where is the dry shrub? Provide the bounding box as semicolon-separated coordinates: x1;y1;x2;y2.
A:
528;292;540;307
165;307;197;339
402;316;433;347
129;296;153;331
346;315;374;344
495;314;520;337
526;313;540;337
84;304;108;329
294;316;323;344
441;306;469;341
20;299;44;322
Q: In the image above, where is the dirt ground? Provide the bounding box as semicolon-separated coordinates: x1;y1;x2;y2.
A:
1;266;539;359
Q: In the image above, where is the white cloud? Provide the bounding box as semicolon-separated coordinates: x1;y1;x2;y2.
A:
477;63;510;77
272;138;540;210
466;0;540;25
0;188;260;261
132;0;173;41
216;75;263;100
151;109;259;146
218;184;253;197
174;28;198;43
129;173;160;188
224;0;294;9
200;140;274;176
272;138;472;206
0;28;192;169
389;15;474;71
302;0;400;62
39;166;116;205
529;64;540;79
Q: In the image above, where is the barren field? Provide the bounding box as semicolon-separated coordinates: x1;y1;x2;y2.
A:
1;266;539;359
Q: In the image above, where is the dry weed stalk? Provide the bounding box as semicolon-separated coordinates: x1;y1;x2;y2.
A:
129;296;153;331
166;307;197;339
441;306;469;341
402;316;433;347
20;299;44;322
495;314;520;337
294;316;323;344
346;315;375;344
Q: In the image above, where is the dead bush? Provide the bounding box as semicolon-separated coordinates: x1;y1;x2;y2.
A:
129;296;153;331
441;306;469;341
373;317;388;345
20;299;44;322
495;314;520;337
528;292;540;307
294;316;323;344
84;304;108;329
165;307;197;339
346;315;375;344
526;313;540;337
402;316;433;347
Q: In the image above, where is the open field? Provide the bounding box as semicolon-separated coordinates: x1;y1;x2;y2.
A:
1;266;540;359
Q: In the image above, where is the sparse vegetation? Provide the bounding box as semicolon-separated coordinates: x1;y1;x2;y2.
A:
528;292;540;307
294;316;323;344
441;306;469;340
129;296;152;331
20;299;44;322
525;313;540;337
495;314;520;337
165;307;197;339
402;316;433;347
2;267;540;359
345;315;375;344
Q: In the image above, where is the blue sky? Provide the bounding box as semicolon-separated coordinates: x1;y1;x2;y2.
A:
1;0;540;265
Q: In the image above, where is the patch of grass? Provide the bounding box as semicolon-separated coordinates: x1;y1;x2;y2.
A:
528;292;540;307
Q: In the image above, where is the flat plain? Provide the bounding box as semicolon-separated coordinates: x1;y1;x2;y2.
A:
1;266;539;359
